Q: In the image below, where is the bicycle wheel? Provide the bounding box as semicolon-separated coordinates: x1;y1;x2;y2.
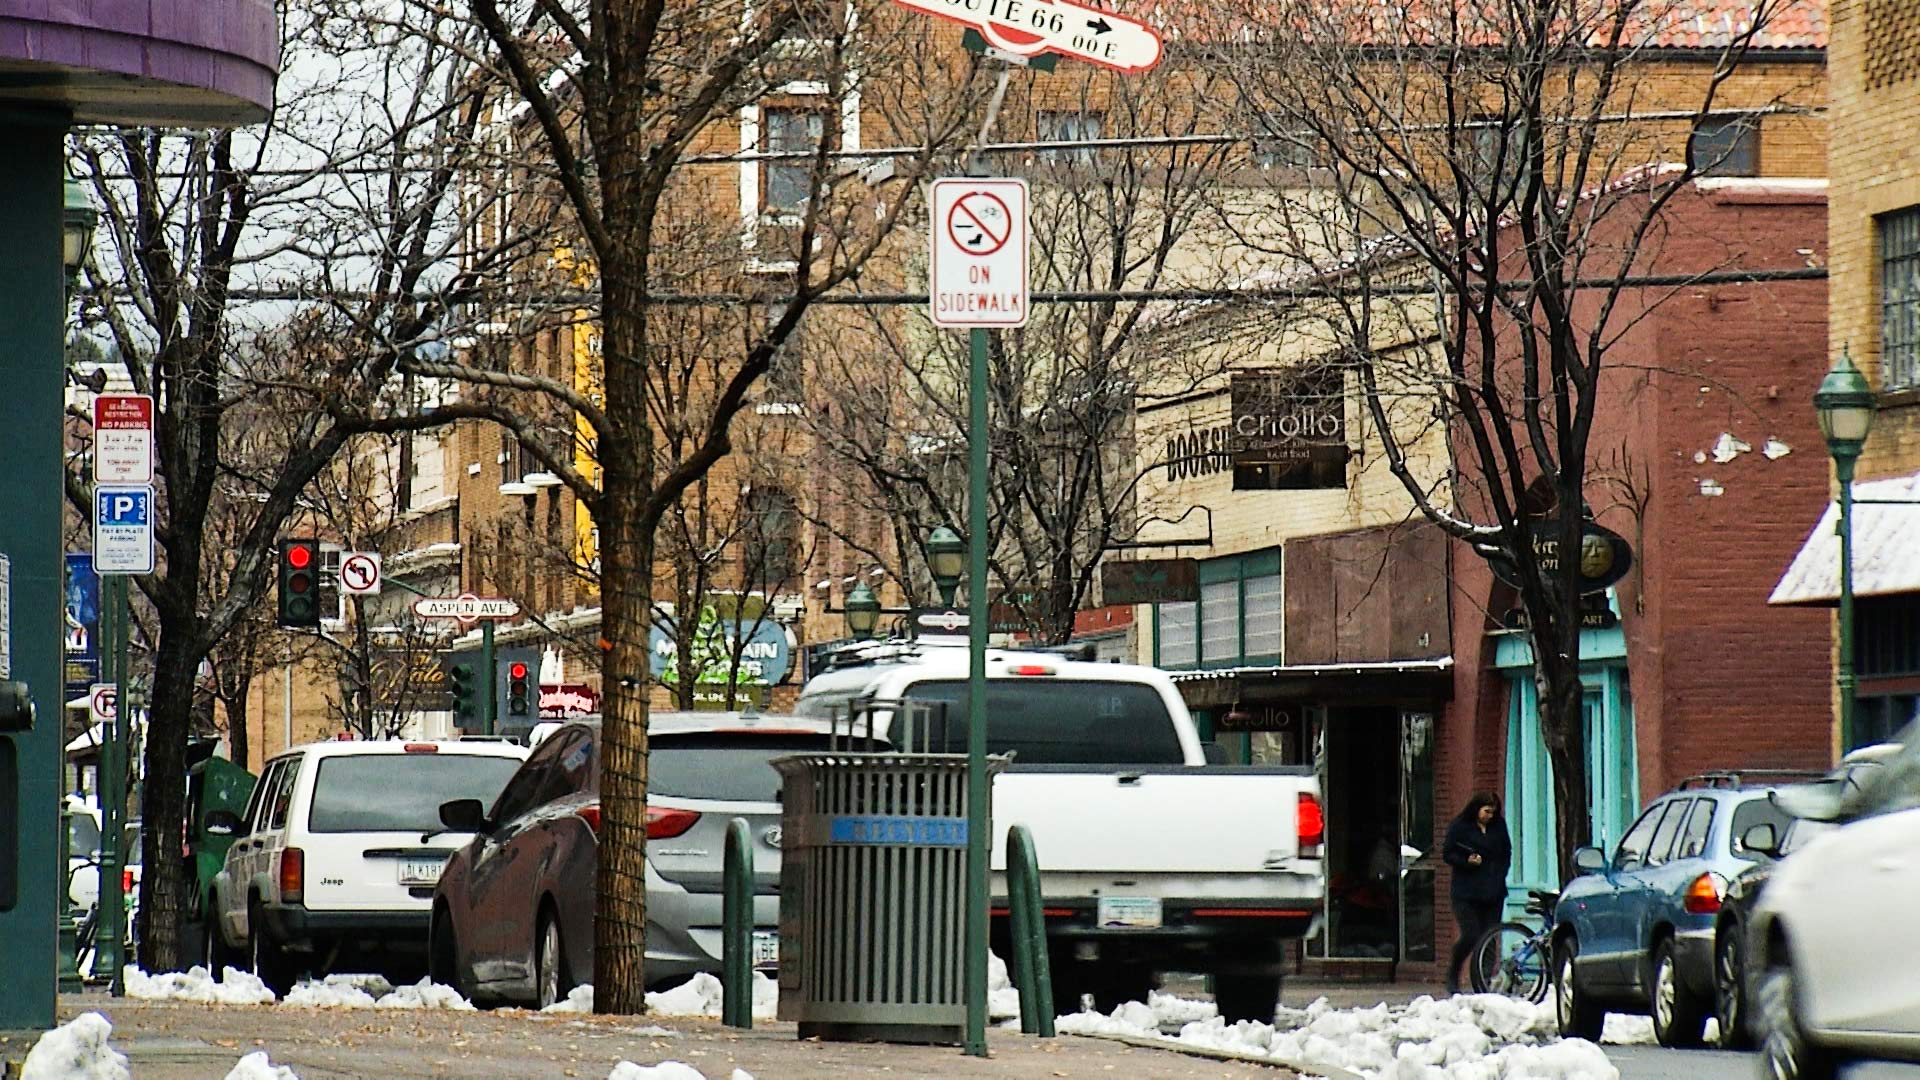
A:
1471;922;1548;1000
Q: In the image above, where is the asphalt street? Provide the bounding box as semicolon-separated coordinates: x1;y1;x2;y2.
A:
1609;1045;1920;1080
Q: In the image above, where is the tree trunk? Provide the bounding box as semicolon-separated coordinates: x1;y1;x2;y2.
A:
674;565;696;710
139;618;201;972
1537;656;1590;885
593;473;654;1013
222;682;251;771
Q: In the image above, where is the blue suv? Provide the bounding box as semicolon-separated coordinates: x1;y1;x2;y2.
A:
1551;772;1815;1047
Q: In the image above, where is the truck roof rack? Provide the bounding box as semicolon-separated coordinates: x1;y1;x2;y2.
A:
1676;768;1828;791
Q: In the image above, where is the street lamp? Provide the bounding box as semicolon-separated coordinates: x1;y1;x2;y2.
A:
1815;347;1877;752
62;178;97;287
843;582;882;640
927;526;965;607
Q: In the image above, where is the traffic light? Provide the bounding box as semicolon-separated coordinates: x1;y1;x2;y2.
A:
449;663;477;724
276;538;321;628
506;661;531;717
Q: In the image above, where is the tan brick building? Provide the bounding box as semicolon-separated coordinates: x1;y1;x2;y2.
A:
1769;0;1920;751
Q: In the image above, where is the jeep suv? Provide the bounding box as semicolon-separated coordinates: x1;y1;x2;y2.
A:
205;739;526;992
1551;771;1817;1047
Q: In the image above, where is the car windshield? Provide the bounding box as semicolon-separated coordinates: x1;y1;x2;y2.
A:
651;733;845;803
308;753;522;833
899;679;1185;765
1782;818;1835;854
67;815;100;860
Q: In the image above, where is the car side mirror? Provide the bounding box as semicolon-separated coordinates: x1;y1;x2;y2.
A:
1573;846;1607;875
204;810;242;837
1201;742;1230;765
1741;822;1780;858
439;798;488;833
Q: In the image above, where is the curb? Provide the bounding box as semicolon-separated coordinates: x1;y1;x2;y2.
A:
1061;1030;1365;1080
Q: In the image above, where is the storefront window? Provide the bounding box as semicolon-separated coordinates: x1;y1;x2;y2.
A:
1157;601;1197;667
1244;574;1282;657
1201;581;1240;664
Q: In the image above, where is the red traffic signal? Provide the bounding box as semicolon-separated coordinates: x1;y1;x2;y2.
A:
285;543;313;569
277;538;321;628
509;662;528;680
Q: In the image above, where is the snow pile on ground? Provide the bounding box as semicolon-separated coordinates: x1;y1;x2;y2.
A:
543;974;777;1019
543;985;596;1014
224;1051;301;1080
281;974;473;1010
19;1012;130;1080
1060;993;1618;1080
1601;1014;1653;1046
988;952;1021;1020
606;1065;753;1080
124;965;277;1006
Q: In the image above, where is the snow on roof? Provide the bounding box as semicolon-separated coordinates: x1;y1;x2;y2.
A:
1770;469;1920;605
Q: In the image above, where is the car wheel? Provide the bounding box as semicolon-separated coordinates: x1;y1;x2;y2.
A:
1651;939;1708;1048
1214;974;1283;1024
429;908;470;1000
1554;937;1605;1041
536;910;574;1010
1716;928;1754;1050
1088;964;1153;1014
1758;965;1838;1080
249;902;296;997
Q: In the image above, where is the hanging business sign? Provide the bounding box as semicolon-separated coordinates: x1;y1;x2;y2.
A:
1485;520;1635;596
1100;558;1200;605
1228;369;1349;490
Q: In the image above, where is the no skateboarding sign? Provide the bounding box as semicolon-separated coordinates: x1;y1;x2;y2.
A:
930;178;1029;328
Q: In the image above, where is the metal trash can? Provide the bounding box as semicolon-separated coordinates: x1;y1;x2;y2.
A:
773;750;1005;1044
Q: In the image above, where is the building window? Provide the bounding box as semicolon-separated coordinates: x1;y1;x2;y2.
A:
1037;110;1102;165
1253;117;1327;171
1157;601;1197;668
1690;116;1757;177
743;487;799;588
1882;206;1920;390
319;545;347;628
763;107;825;216
1243;574;1282;657
1200;580;1240;664
1470;117;1527;200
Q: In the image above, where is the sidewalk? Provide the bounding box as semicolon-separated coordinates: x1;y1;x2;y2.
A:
8;995;1296;1080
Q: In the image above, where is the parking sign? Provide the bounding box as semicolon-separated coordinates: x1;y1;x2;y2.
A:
94;484;155;575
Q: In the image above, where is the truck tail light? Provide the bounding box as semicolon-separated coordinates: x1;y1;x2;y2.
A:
576;803;602;836
1683;872;1724;914
279;847;305;904
1009;664;1055;676
1297;793;1325;851
646;807;701;840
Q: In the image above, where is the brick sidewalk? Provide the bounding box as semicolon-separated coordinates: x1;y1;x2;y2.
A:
3;996;1294;1080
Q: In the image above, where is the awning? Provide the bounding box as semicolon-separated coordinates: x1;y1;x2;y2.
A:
1168;658;1454;709
1770;470;1920;606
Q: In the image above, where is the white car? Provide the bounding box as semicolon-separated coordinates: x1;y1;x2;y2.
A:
204;738;527;992
1750;720;1920;1080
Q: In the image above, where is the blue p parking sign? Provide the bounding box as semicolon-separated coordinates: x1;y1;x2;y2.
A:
93;484;155;575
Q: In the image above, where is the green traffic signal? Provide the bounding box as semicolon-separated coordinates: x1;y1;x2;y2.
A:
449;662;477;722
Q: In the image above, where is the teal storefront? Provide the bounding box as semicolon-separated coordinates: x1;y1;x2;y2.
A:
1492;591;1641;916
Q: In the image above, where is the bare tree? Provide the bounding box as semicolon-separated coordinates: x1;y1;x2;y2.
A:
65;2;524;968
1213;0;1807;876
380;0;987;1012
804;65;1258;641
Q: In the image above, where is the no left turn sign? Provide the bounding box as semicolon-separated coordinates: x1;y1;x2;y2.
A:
340;552;382;596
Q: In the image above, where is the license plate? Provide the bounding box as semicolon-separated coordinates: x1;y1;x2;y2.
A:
398;857;446;886
1097;896;1163;930
752;931;779;968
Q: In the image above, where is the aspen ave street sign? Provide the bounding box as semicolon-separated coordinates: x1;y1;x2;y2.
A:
412;593;520;624
889;0;1163;72
930;178;1030;328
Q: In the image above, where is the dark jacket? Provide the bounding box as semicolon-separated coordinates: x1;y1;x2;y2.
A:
1443;815;1512;902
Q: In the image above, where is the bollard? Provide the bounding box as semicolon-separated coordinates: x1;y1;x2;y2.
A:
1005;824;1055;1037
56;804;81;992
721;817;754;1029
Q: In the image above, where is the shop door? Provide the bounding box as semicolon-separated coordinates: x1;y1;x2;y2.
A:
1503;669;1639;914
1320;707;1404;959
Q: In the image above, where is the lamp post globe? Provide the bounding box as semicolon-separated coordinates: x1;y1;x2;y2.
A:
844;582;882;640
1814;348;1877;459
62;178;97;284
927;526;965;607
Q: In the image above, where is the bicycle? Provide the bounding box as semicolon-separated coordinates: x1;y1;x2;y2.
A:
1469;888;1556;1002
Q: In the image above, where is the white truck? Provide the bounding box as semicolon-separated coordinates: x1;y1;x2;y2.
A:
793;640;1324;1021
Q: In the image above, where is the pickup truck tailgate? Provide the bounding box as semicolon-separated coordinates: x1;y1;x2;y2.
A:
989;766;1316;875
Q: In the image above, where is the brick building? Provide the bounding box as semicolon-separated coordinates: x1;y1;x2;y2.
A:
1770;0;1920;749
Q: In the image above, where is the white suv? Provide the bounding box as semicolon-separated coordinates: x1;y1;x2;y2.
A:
204;739;526;992
1751;719;1920;1080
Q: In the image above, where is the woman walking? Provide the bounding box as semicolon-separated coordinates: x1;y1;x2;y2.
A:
1443;792;1512;995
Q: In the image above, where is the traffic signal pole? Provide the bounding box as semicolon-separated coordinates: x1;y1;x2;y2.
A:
479;620;496;737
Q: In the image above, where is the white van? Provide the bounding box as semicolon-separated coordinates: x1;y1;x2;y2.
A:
204;738;527;991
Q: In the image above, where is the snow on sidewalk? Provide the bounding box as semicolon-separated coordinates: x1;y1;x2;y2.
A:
542;972;779;1020
606;1065;754;1080
1058;992;1621;1080
19;1012;130;1080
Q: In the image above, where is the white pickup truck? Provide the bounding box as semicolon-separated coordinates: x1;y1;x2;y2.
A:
793;641;1324;1022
